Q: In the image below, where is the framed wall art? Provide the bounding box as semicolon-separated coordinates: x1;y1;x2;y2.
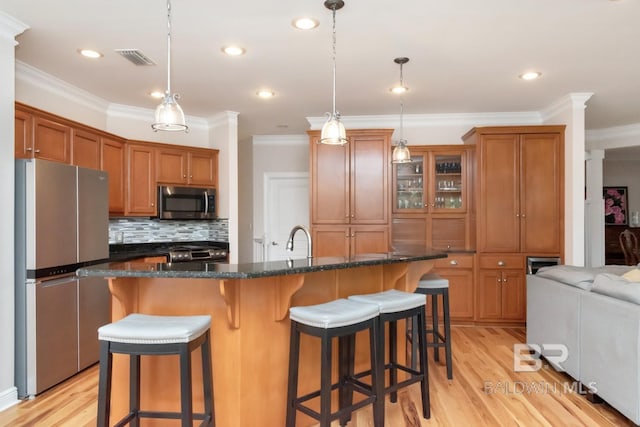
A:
604;186;628;225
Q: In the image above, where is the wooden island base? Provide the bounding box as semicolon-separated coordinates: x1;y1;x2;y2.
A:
104;259;435;427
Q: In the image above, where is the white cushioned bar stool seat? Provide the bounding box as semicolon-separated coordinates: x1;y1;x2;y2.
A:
348;290;431;422
286;299;383;427
97;314;215;427
413;272;453;380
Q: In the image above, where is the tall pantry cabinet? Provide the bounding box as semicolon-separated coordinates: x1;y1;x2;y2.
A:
309;129;393;257
463;125;565;323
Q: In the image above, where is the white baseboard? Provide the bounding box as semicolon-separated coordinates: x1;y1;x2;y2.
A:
0;387;19;412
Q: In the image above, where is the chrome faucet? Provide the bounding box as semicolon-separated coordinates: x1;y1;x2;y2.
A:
286;225;313;258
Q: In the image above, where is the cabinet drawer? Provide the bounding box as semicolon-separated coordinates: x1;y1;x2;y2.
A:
434;253;474;269
479;254;524;269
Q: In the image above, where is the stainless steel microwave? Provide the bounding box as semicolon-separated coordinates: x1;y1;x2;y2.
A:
157;186;216;220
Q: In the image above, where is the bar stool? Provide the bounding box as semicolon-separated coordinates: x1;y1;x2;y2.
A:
286;298;382;427
413;272;453;380
96;313;215;427
348;289;430;422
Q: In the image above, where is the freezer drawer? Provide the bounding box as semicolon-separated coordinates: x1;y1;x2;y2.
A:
78;277;110;370
33;277;78;394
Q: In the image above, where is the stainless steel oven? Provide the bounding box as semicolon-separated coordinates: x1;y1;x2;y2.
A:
157;186;216;220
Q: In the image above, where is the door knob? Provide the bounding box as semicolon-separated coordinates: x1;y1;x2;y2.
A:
271;241;278;246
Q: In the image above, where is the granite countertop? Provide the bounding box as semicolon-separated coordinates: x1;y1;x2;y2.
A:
77;250;447;280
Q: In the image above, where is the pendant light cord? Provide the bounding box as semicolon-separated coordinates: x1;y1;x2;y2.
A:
166;0;172;96
331;5;337;116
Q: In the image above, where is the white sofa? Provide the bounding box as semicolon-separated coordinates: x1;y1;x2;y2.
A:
527;265;639;424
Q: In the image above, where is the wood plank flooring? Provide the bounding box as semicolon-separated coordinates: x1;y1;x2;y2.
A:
0;326;634;426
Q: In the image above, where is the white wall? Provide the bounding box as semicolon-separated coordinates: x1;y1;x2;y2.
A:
0;12;28;411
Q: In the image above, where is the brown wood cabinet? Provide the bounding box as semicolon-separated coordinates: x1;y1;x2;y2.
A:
125;142;156;216
309;129;393;257
14;108;32;158
432;253;475;322
391;145;474;251
464;125;564;324
72;128;101;169
101;137;125;215
32;116;71;163
156;146;218;187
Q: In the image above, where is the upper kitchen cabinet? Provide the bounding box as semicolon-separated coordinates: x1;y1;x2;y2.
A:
15;104;71;163
463;126;565;254
71;128;101;169
125;142;156;216
100;137;125;215
156;146;218;187
391;145;474;251
310;129;392;225
309;129;393;257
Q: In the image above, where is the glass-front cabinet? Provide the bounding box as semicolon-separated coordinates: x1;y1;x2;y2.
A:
393;149;467;213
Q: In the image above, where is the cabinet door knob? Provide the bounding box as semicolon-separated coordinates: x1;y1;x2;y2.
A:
151;203;155;207
26;147;32;152
449;260;458;266
497;261;505;266
521;214;526;218
351;233;355;237
183;174;187;178
34;149;41;154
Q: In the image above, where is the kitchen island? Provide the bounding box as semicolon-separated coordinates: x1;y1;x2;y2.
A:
78;250;446;427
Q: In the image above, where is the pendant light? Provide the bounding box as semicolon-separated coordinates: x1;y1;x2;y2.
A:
152;0;188;132
319;0;348;145
391;57;411;163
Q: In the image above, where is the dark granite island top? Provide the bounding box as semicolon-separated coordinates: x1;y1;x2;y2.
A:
77;250;447;279
82;250;446;427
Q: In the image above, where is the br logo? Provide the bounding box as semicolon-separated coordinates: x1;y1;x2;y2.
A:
513;344;568;372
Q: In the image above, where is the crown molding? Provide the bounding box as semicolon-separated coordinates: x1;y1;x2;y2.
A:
0;11;28;44
306;111;542;130
208;111;239;129
587;123;640;144
253;135;307;146
107;103;209;131
540;92;594;122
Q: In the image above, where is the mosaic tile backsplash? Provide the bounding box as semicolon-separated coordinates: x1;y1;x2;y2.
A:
108;218;229;244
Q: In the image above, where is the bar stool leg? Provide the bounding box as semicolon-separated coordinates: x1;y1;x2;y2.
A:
285;323;300;427
417;307;431;419
389;320;398;403
319;331;332;427
179;344;194;427
443;289;453;380
97;341;112;427
130;353;140;427
431;295;440;362
338;335;355;427
371;319;384;427
201;331;215;427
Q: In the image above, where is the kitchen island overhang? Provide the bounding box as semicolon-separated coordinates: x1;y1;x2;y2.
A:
77;250;446;427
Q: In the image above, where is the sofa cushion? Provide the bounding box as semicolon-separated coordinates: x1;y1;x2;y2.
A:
592;273;640;305
622;268;640;282
535;265;599;290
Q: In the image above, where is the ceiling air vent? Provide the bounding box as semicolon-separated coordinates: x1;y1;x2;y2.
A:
115;49;156;66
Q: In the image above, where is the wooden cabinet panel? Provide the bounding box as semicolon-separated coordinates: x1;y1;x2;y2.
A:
156;147;188;185
312;226;350;258
519;133;563;253
478;134;520;253
430;216;467;251
15;108;33;158
351;226;389;255
477;267;525;322
392;216;427;249
350;133;389;224
101;137;125;214
72;129;101;169
125;143;156;216
433;253;475;322
501;270;525;320
311;137;349;224
478;254;525;270
33;116;71;163
189;150;217;187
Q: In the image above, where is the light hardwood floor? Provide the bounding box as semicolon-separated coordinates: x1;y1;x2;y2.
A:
0;326;634;426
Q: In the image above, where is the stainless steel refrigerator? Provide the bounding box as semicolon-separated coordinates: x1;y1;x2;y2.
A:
15;159;110;397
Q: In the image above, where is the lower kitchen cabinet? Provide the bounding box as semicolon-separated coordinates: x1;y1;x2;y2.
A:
312;225;389;257
477;254;525;322
432;253;475;322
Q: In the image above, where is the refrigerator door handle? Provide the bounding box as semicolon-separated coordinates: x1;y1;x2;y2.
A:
37;275;78;288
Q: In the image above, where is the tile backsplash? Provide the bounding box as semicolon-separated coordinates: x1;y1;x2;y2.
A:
109;218;229;244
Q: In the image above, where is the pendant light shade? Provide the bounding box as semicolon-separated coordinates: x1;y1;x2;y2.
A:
391;57;411;163
152;0;188;132
320;0;347;145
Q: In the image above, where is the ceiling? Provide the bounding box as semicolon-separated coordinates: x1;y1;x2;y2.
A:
2;0;640;141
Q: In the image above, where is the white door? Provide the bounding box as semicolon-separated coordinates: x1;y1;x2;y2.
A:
264;172;309;261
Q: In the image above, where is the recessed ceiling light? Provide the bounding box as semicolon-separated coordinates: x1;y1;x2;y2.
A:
519;71;542;80
390;85;409;94
293;17;319;30
150;91;165;99
257;90;275;99
78;48;103;59
222;46;246;56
